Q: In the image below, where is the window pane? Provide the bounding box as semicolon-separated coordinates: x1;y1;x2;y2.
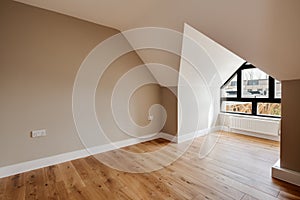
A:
221;101;252;114
242;68;269;98
221;75;237;97
257;103;281;117
275;80;281;98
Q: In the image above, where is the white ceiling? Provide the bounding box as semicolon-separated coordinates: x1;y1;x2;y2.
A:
15;0;300;80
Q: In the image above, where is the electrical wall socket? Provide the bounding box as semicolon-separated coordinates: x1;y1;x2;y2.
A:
31;129;47;138
148;115;154;121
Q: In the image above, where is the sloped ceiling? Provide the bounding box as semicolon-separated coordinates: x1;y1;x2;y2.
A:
14;0;300;80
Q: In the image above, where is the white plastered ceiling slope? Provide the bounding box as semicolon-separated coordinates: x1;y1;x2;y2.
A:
178;23;244;136
14;0;300;81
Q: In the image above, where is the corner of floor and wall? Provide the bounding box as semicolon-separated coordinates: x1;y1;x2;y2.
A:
0;0;300;187
271;79;300;186
0;0;177;178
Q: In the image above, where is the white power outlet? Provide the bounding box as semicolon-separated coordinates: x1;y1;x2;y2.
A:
148;115;154;121
31;129;47;138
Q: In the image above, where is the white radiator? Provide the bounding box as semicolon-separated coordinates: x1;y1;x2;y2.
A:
229;116;280;136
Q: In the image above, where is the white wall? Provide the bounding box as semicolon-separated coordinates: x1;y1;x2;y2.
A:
178;24;244;136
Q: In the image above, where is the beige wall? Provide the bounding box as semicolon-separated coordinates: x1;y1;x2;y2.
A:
136;49;180;87
136;49;180;72
160;87;177;136
134;49;179;136
129;84;161;128
0;0;161;167
97;50;161;141
281;79;300;172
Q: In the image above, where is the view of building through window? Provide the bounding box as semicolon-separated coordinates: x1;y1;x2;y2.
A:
275;80;281;98
221;75;237;97
220;63;281;117
242;68;269;98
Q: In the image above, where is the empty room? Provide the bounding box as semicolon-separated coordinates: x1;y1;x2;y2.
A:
0;0;300;199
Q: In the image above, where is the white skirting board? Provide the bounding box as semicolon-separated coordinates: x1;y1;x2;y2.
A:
86;133;159;155
177;126;222;143
0;149;89;179
0;126;274;179
272;159;300;186
0;132;175;179
158;132;178;143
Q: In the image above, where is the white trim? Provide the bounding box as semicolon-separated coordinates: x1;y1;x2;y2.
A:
177;126;222;143
4;126;271;179
0;149;89;179
272;159;300;186
87;133;159;155
0;133;160;179
158;132;178;143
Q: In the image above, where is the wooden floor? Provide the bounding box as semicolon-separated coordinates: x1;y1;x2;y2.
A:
1;132;300;200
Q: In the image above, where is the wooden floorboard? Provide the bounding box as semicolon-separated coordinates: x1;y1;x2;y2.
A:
1;131;300;200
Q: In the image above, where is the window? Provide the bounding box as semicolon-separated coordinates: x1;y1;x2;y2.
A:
220;62;281;117
221;74;237;98
242;68;269;98
221;101;252;114
275;80;281;98
257;103;281;117
247;80;259;86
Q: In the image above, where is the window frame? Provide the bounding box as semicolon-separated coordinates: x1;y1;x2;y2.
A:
274;79;282;99
220;62;281;118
